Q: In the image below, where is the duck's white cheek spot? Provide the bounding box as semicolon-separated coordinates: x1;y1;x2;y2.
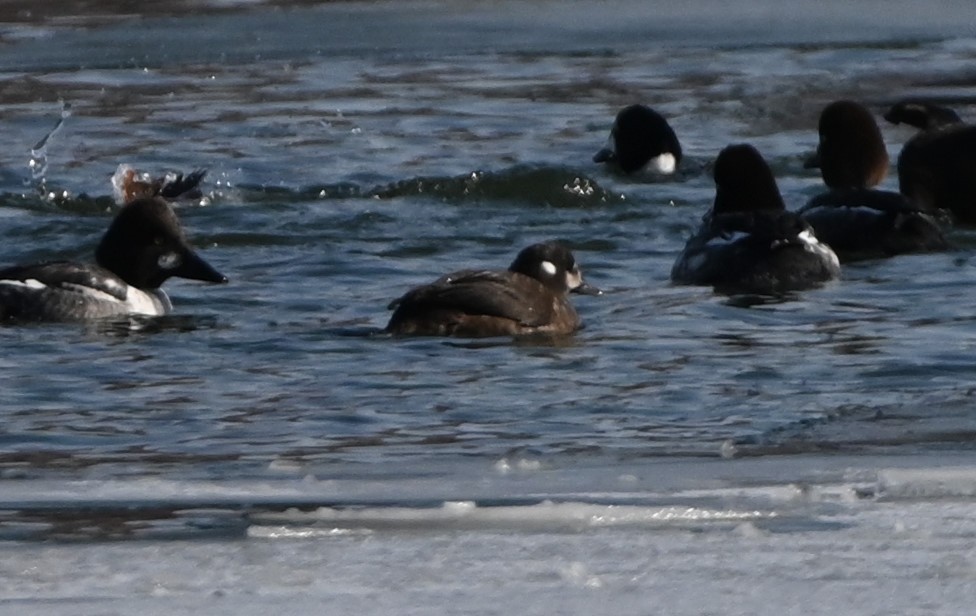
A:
158;252;182;270
540;260;557;276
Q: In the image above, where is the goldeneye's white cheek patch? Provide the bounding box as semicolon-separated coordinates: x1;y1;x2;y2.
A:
158;252;182;270
540;260;558;276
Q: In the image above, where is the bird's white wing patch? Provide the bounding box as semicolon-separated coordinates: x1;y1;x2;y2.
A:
0;278;47;290
124;287;171;316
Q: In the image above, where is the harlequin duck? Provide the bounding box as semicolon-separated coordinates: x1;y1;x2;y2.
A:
0;197;227;322
386;242;601;337
801;100;947;260
593;104;682;175
672;143;839;294
883;100;976;224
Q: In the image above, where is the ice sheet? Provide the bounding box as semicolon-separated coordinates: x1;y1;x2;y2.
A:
1;455;975;615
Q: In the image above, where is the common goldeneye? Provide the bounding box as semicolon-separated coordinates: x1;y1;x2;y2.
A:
0;197;227;322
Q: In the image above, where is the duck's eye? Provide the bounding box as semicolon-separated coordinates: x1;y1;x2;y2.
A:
540;260;557;276
153;236;165;246
158;252;181;270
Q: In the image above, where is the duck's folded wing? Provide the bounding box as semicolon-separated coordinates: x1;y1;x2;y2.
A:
389;270;553;326
678;210;816;271
693;211;808;247
0;261;129;301
801;188;920;215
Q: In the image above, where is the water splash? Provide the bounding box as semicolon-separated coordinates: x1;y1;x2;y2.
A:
27;101;72;200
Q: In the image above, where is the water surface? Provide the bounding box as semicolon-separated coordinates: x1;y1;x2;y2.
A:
2;1;976;612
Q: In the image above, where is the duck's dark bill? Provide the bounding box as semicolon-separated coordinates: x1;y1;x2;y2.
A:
572;282;602;296
177;250;228;284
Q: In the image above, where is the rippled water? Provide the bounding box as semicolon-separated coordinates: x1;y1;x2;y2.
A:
2;1;976;611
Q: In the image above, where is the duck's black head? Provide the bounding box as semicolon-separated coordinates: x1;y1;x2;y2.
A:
593;104;682;174
712;143;786;215
508;242;601;296
95;197;227;290
808;100;889;189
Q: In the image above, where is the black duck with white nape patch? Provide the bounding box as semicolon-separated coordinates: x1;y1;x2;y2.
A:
593;104;682;175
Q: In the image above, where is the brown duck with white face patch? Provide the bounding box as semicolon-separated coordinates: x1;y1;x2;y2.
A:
386;242;601;338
